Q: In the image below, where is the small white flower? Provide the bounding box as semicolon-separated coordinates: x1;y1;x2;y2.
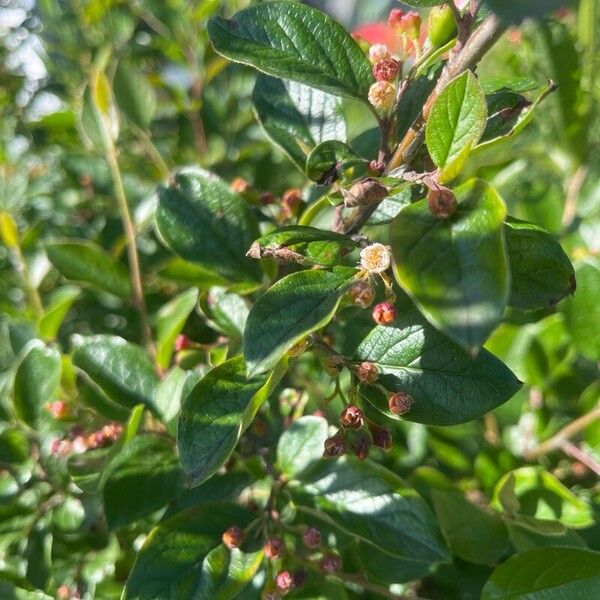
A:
360;243;391;274
368;81;395;110
368;44;391;65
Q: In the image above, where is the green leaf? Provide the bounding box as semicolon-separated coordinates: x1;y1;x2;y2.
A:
38;286;80;340
402;0;448;6
253;74;346;171
0;427;29;464
45;240;132;298
563;259;600;360
305;141;367;184
178;356;286;487
391;179;509;353
292;457;450;564
505;218;575;310
426;71;487;182
355;314;521;426
79;376;131;422
249;226;357;268
194;545;263;600
113;60;156;129
156;167;262;283
71;335;160;411
431;489;509;564
199;287;249;338
481;91;532;143
486;0;570;24
481;547;600;599
155;288;198;370
277;415;329;479
208;2;373;101
103;435;184;530
492;467;594;529
243;266;355;376
367;184;413;225
0;581;52;600
13;342;61;427
154;366;198;425
123;502;255;600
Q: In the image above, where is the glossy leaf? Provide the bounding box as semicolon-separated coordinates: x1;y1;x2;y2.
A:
71;335;159;411
426;71;487;182
208;2;373;101
292;457;450;564
305;141;366;184
113;61;156;129
178;356;286;487
277;415;329;479
13;342;61;427
155;288;198;369
431;489;509;564
154;366;198;425
505;218;575;310
123;502;254;600
253;74;346;170
249;225;357;267
243;266;355;376
563;259;600;360
199;287;249;338
194;545;263;600
45;240;132;298
103;435;184;530
355;314;521;425
481;547;600;599
155;167;262;283
38;286;80;340
391;179;509;353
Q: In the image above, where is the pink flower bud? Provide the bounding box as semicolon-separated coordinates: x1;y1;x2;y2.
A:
319;553;342;574
264;537;285;560
302;527;321;549
275;571;294;594
373;58;400;82
222;526;244;549
389;9;422;40
340;404;364;429
388;392;413;415
368;43;391;65
175;334;192;352
372;302;397;325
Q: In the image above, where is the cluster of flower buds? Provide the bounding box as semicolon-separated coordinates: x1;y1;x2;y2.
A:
49;422;123;457
323;403;392;461
230;178;303;222
389;9;422;55
372;301;397;325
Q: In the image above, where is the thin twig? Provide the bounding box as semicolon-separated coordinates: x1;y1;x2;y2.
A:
562;164;588;228
562;441;600;477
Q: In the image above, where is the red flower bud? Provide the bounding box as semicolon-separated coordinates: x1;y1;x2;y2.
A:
260;191;276;205
275;571;295;594
428;188;457;219
323;430;347;459
349;280;375;308
293;569;307;588
373;58;400;82
319;553;342;574
388;392;413;415
356;361;379;384
302;527;321;549
372;302;397;325
340;404;364;429
231;177;251;194
175;334;192;352
264;537;285;560
45;401;69;420
368;421;392;451
222;526;244;549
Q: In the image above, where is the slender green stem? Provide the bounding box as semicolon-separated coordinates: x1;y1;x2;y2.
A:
131;124;171;179
13;245;43;317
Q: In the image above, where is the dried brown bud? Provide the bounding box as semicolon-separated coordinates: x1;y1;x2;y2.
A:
368;421;392;451
344;178;389;208
319;553;342;574
323;354;345;377
222;526;244;549
388;392;413;415
302;527;321;549
356;361;379;384
340;404;364;429
349;280;375;308
369;160;386;175
372;302;397;325
427;187;457;218
288;338;309;358
373;57;400;82
323;430;347;459
275;571;295;594
264;537;285;560
345;427;372;461
282;188;302;209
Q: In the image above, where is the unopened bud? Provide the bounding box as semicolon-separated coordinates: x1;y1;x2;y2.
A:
264;537;285;560
222;526;244;549
340;404;364;429
360;243;391;274
368;43;391;65
282;188;302;210
373;58;400;82
388;391;413;415
368;421;392;451
275;571;294;594
323;355;345;377
368;81;395;110
349;280;375;308
319;553;342;574
175;334;192;352
323;430;347;459
45;401;69;420
302;527;321;549
428;187;457;219
260;191;276;205
389;9;422;40
369;160;385;175
356;361;379;384
345;427;372;461
428;5;457;48
293;569;307;588
231;177;251;194
372;301;396;325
